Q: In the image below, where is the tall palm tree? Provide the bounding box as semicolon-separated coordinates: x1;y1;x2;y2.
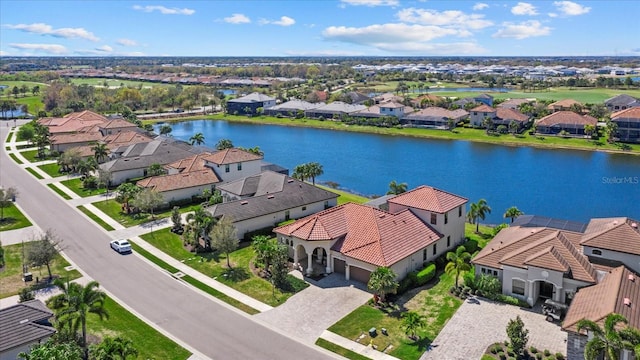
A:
387;180;408;195
189;132;205;146
469;199;491;233
92;336;138;360
367;266;398;303
50;279;109;360
292;164;309;182
402;311;427;341
185;206;216;249
306;162;324;185
620;326;640;359
92;142;109;163
504;206;524;223
159;124;172;136
445;246;472;287
577;313;629;360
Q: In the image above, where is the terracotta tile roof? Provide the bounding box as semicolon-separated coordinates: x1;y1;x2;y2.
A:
405;107;469;120
202;148;263;165
50;132;103;144
498;98;531;109
387;185;468;214
103;130;154;146
581;218;640;255
470;104;496;113
39;110;109;134
167;152;216;172
99;118;138;129
548;99;582;109
473;227;597;283
411;94;443;104
535;111;597;127
137;170;220;192
496;107;529;122
612;107;640;119
562;266;640;333
275;202;442;267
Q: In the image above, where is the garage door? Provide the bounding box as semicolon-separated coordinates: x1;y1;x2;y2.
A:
350;266;371;283
334;258;345;274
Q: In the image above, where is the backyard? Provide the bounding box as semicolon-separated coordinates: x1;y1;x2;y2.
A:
0;202;32;231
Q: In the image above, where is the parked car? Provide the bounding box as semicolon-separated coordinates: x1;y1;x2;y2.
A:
110;239;132;254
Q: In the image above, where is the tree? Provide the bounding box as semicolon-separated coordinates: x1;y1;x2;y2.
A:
171;206;183;234
115;183;140;210
184;206;216;250
16;122;35;142
606;120;618;143
31;85;40;96
0;186;17;221
577;313;629;360
19;340;83;360
269;244;289;292
367;266;398;303
33;122;51;159
401;311;426;341
503;206;524;223
447;117;456;131
189;132;205;146
468;199;491;233
96;169;112;196
58;148;82;173
91;336;138;360
49;279;109;360
215;138;233;150
159;124;172;135
76;158;98;180
131;188;163;219
92;142;109;163
146;163;165;177
252;235;277;271
482;116;495;134
584;124;596;139
292;164;309;182
209;217;238;268
306;162;324;185
506;316;529;357
387;180;408;195
509;120;519;134
27;230;61;280
445;246;471;288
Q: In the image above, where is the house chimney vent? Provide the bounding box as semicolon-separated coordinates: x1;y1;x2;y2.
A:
267;195;274;199
629;274;635;282
624;298;631;306
240;201;248;205
613;221;618;225
632;223;638;229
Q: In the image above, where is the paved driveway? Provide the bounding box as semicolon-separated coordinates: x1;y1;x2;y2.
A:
255;273;371;343
421;298;567;360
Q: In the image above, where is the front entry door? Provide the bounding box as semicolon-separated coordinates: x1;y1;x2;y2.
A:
540;282;554;299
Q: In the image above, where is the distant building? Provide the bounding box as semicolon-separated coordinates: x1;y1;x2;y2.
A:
226;92;276;115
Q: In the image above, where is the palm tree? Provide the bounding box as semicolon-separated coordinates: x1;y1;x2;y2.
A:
92;142;109;163
50;279;109;360
367;266;398;303
503;206;524;223
620;326;640;359
92;336;138;360
146;163;165;177
306;162;324;185
577;313;629;360
185;206;216;249
159;124;172;136
402;311;426;341
445;246;472;287
469;199;491;233
387;180;408;195
189;132;205;146
215;138;233;150
292;164;309;182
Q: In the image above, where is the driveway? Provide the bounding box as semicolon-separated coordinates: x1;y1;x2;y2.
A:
255;273;372;343
421;298;567;360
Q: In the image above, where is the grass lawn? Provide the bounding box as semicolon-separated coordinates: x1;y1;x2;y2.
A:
84;296;191;360
6;131;13;142
37;163;62;177
316;184;370;205
140;228;307;306
25;167;44;179
14;95;44;114
19;149;54;163
68;77;166;89
61;177;107;197
0;203;33;231
92;199;201;227
465;223;495;250
47;183;72;200
9;153;23;164
0;242;82;299
315;338;371;360
77;205;115;231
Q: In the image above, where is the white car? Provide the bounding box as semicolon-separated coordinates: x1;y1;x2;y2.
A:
110;239;132;254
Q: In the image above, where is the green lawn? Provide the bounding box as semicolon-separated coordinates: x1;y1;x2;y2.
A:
68;77;168;89
19;149;54;162
6;131;13;142
9;153;23;164
25;167;44;179
92;199;201;227
140;228;308;306
85;296;191;360
37;163;63;177
77;205;115;231
316;184;370;205
61;177;107;197
0;202;33;231
0;242;82;299
315;338;371;360
47;183;72;200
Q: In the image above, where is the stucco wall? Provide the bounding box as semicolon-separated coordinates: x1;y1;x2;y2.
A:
110;168;145;185
584;245;640;274
162;184;213;203
566;332;586;360
388;204;466;248
208;160;262;183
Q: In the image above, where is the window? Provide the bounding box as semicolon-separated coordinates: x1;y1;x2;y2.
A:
285;210;290;221
302;206;307;211
512;279;525;296
225;164;230;173
481;268;486;274
493;270;498;276
447;236;451;247
237;162;242;171
444;213;448;225
430;213;437;225
423;249;427;261
592;249;602;256
458;206;462;217
433;244;437;255
324;201;330;209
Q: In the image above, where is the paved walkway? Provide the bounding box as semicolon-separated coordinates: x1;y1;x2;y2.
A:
420;297;567;360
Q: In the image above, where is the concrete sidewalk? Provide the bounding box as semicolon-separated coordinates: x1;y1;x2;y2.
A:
320;330;399;360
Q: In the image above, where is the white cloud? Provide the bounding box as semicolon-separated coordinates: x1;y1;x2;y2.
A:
260;16;296;26
340;0;399;6
117;38;138;46
0;51;9;56
493;20;551;39
132;5;195;15
548;12;558;17
396;8;493;29
10;43;68;54
553;1;591;16
224;13;251;24
4;23;99;41
511;2;538;15
95;45;113;52
473;3;489;10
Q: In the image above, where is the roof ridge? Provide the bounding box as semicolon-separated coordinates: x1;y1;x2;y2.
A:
557;231;598;281
500;230;558;263
581;217;628;244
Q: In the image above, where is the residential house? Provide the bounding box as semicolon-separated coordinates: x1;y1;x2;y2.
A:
611;107;640;143
96;118;138;135
400;107;468;129
198;148;263;183
50;131;104;152
342;91;371;105
38;110;109;135
453;97;479;109
65;130;155;159
0;300;56;360
474;93;494;106
263;100;320;117
373;92;405;105
304;102;367;120
469;104;497;127
535;111;597;136
350;102;412;120
226;92;276;115
494;108;530;131
411;94;445;109
206;171;338;240
605;94;640;112
547;99;583;112
498;98;532;110
137;169;221;203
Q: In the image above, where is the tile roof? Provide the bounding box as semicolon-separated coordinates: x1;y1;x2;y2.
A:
535;111;597;127
402;107;468;120
306;101;367;114
275;202;442;267
229;92;275;103
498;98;531;109
548;99;582;109
137;169;220;192
218;170;285;197
266;100;321;111
562;266;640;333
202;148;263;165
411;94;444;105
166;152;216;172
38;110;109;134
99;118;138;129
387;185;468;214
496;107;529;122
581;217;640;255
0;300;56;352
50;131;104;145
101;140;199;172
612;107;640;119
605;94;640;106
470;104;496;113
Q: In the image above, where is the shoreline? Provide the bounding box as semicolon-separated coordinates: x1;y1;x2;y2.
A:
141;113;640;156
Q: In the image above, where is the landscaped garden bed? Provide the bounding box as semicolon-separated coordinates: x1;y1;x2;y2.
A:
482;342;565;360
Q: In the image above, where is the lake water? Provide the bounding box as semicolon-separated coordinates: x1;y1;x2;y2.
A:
0;108;30;118
158;120;640;224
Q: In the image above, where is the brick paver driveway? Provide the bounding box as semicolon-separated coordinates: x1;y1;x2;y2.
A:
421;297;567;360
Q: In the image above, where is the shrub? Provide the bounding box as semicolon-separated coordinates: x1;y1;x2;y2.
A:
464;239;480;253
555;353;564;360
475;289;483;296
83;176;97;189
530;346;538;354
463;271;477;290
435;255;447;270
499;354;507;360
544;349;551;356
18;287;35;302
490;344;502;354
536;353;543;360
415;262;436;285
397;276;415;293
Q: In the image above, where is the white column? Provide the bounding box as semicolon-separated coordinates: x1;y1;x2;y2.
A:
554;286;563;302
325;249;332;273
293;244;299;265
527;280;535;306
306;254;313;275
345;264;350;280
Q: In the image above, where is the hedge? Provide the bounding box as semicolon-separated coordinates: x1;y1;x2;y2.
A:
415;262;436;286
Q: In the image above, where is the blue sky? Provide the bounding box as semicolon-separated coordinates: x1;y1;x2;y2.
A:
1;0;638;57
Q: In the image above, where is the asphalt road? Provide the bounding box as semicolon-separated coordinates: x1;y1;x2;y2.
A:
0;123;335;360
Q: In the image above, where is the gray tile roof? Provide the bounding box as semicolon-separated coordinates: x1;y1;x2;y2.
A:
228;92;275;103
206;172;338;222
101;140;200;172
266;100;321;111
219;171;285;197
605;94;640;106
306;101;367;114
0;300;56;352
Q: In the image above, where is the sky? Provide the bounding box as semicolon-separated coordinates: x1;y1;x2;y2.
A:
1;0;638;57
